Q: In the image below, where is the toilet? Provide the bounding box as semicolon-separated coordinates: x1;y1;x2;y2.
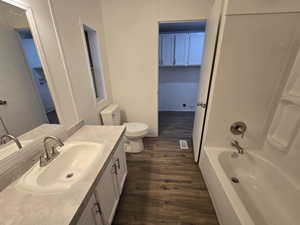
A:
101;104;148;153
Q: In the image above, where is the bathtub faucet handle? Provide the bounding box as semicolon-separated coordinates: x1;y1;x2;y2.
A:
230;121;247;138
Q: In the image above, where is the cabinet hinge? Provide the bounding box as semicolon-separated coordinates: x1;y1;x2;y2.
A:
94;202;102;215
116;158;120;169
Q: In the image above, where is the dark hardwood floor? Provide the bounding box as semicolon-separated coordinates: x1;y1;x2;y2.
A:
112;111;219;225
159;111;195;139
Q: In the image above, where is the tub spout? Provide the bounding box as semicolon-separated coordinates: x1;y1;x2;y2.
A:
231;140;244;154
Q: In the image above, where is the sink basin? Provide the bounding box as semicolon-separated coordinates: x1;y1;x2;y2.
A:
16;141;105;194
0;140;33;160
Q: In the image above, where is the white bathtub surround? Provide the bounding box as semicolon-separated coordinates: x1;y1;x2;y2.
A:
201;44;300;225
199;0;300;225
204;12;300;151
267;49;300;153
260;47;300;186
0;125;125;225
201;147;300;225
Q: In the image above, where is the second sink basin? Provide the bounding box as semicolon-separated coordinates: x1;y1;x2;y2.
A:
16;141;105;194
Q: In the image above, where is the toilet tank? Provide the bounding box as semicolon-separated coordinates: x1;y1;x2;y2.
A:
100;104;121;125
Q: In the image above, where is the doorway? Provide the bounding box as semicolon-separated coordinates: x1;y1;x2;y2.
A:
158;21;206;141
17;29;59;124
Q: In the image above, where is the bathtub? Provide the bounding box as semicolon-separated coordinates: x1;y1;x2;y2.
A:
199;147;300;225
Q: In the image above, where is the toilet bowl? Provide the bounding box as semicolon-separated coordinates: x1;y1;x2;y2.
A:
123;122;148;153
100;104;148;153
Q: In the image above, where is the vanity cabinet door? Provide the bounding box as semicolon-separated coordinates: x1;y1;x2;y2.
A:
114;139;128;195
76;194;104;225
94;158;119;225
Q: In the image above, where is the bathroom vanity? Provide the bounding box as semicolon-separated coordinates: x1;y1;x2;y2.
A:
76;127;127;225
0;125;127;225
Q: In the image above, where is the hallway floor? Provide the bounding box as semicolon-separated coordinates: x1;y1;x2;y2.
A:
112;111;219;225
159;111;195;139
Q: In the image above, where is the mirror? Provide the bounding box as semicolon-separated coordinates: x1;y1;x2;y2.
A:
0;1;60;160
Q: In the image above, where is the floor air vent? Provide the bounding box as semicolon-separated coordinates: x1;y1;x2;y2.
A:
179;140;189;150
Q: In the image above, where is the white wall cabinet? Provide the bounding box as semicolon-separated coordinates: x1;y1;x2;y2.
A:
174;33;189;66
159;32;205;67
188;33;205;65
76;138;127;225
160;34;175;66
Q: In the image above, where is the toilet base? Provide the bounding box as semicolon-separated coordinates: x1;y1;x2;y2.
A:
125;137;144;153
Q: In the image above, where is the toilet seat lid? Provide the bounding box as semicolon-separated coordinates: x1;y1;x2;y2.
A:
124;122;148;137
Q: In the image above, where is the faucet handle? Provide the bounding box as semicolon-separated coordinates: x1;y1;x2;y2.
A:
230;121;247;138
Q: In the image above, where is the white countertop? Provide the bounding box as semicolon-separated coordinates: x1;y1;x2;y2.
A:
0;125;125;225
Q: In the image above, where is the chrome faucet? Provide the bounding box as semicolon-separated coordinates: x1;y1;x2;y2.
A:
231;140;244;154
40;136;64;167
0;134;22;150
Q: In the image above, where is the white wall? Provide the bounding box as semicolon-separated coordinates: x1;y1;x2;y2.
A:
204;12;300;149
49;0;113;125
100;0;213;136
159;67;200;111
0;6;47;136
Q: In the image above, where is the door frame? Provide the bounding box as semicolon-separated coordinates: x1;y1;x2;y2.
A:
156;19;207;137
